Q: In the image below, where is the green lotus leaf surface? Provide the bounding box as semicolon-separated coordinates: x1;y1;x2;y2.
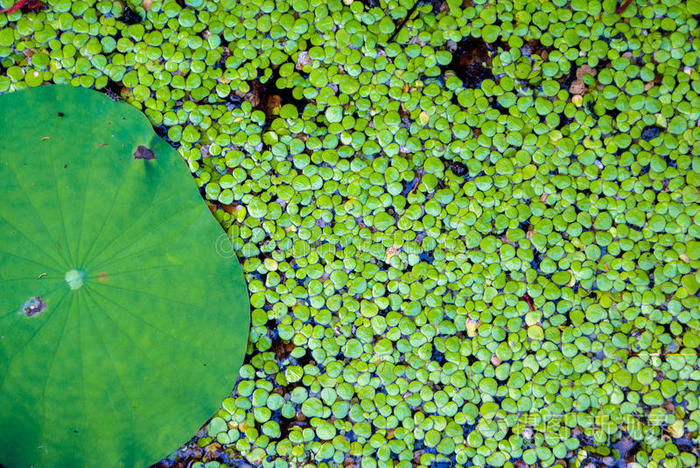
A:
0;85;250;467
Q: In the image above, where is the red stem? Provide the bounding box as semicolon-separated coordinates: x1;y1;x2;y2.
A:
1;0;45;13
523;293;534;312
616;0;633;14
0;0;28;14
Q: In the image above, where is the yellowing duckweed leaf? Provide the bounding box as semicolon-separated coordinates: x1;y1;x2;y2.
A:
0;85;250;467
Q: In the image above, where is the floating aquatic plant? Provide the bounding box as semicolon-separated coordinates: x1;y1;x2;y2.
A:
0;85;250;467
1;0;699;467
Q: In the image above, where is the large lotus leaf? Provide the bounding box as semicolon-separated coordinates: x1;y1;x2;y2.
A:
0;85;250;467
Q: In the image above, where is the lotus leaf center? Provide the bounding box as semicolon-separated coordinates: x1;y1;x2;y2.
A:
65;269;86;290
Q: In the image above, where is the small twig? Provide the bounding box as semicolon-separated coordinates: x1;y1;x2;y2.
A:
523;293;535;312
0;0;29;15
0;0;27;14
616;0;633;14
0;0;46;14
402;168;424;196
387;0;422;43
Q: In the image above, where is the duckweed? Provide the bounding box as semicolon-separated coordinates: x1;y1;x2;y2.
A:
2;0;699;467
